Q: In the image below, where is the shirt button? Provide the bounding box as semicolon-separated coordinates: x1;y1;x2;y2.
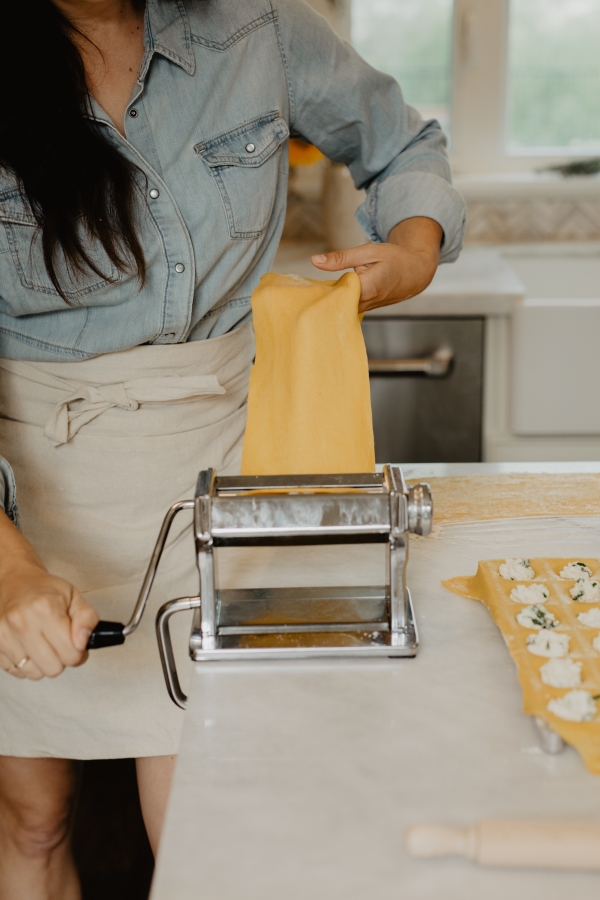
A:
149;188;160;199
175;263;185;273
245;142;256;153
129;108;139;118
164;333;176;339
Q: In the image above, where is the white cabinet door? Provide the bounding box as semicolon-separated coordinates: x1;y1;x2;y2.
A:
512;299;600;435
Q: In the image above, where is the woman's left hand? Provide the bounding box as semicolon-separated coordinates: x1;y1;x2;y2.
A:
311;216;443;314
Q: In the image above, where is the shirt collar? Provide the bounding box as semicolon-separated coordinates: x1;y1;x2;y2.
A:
84;0;195;127
140;0;196;79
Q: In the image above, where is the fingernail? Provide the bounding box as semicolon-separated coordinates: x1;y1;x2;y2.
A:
312;255;327;264
78;628;92;649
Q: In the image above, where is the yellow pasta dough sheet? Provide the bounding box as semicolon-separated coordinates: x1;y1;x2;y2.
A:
444;558;600;774
241;271;375;476
411;473;600;525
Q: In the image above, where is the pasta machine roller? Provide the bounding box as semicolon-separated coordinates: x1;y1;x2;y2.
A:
87;465;433;707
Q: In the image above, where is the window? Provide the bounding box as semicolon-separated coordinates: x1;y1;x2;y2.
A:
352;0;454;134
351;0;600;172
508;0;600;151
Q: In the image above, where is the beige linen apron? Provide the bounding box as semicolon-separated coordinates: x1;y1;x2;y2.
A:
0;323;254;758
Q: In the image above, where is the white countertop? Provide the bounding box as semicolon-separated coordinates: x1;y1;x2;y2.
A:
272;244;524;317
152;463;600;900
401;460;600;479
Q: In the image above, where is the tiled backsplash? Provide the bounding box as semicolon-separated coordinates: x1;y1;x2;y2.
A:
465;200;600;243
283;162;600;246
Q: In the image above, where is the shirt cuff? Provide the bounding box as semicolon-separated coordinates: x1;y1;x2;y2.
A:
0;457;20;529
356;172;467;264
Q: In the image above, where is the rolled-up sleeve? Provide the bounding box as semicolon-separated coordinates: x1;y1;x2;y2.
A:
276;0;466;262
0;457;20;529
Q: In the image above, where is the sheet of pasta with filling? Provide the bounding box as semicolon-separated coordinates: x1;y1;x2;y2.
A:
444;558;600;774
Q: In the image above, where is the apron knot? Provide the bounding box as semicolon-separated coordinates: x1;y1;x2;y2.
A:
43;375;225;445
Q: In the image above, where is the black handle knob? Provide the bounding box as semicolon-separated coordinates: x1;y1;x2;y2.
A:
87;621;125;649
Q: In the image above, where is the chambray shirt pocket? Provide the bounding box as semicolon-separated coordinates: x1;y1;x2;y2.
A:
0;187;124;313
194;111;289;239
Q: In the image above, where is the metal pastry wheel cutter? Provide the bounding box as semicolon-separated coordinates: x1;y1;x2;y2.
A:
88;465;433;707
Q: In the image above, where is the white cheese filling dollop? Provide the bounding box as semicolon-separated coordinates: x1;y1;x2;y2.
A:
510;583;549;604
547;690;597;722
540;657;582;688
593;634;600;654
570;579;600;603
516;604;558;630
577;608;600;628
527;630;570;658
499;559;535;581
560;562;592;580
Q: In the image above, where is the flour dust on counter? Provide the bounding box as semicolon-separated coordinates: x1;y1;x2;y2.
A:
155;513;600;900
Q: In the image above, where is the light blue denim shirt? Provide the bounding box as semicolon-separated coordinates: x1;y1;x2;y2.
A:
0;0;466;361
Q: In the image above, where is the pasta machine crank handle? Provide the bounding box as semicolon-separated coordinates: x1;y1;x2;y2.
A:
87;499;195;649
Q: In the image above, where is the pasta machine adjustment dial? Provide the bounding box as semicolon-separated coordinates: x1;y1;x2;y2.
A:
407;483;433;537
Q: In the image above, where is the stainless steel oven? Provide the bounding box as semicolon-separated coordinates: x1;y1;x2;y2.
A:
361;317;484;463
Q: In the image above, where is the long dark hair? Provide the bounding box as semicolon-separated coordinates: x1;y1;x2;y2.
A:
0;1;150;301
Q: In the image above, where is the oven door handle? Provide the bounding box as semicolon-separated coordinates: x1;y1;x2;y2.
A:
368;346;453;377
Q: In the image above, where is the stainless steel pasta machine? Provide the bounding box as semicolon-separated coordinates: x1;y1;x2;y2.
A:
88;465;433;707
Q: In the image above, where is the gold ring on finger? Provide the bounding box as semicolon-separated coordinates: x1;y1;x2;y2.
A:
15;657;29;669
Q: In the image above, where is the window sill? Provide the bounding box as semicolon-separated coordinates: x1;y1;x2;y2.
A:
454;171;600;202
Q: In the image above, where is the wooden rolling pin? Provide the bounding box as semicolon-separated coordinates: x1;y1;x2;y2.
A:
406;820;600;870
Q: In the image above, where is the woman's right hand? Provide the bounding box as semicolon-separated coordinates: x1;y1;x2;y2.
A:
0;514;98;680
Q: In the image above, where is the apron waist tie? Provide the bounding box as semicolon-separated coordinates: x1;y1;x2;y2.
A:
0;360;225;446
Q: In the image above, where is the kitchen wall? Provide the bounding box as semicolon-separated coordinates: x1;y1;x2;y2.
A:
285;150;600;248
465;200;600;243
282;0;348;248
459;176;600;243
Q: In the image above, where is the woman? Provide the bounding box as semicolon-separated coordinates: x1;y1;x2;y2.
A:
0;0;465;894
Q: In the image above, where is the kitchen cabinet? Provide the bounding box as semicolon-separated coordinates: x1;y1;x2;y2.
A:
486;242;600;461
